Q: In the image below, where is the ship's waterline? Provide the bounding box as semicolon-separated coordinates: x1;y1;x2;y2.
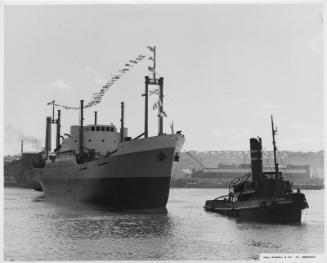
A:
39;177;171;208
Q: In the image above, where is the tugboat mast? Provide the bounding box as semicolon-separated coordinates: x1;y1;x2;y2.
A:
271;115;279;175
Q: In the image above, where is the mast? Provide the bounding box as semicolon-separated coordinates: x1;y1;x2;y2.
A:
271;115;279;175
52;100;55;123
144;76;149;138
153;46;156;80
120;102;125;142
55;110;61;151
158;77;164;135
144;45;165;137
94;111;97;126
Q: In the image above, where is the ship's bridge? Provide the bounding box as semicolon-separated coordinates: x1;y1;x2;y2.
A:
59;124;128;155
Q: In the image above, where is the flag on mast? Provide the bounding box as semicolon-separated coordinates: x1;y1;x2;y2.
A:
149;89;159;96
147;46;155;52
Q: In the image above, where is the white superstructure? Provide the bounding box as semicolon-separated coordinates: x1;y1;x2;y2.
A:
59;124;128;155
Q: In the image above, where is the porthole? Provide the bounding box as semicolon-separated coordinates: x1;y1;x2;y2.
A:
88;139;91;142
102;139;104;142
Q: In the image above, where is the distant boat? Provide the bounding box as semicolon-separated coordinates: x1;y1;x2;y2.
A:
4;151;43;191
204;116;309;223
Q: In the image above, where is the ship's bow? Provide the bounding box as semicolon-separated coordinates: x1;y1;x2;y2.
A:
88;133;185;208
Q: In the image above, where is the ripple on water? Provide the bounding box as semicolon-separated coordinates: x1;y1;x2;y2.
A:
4;188;325;260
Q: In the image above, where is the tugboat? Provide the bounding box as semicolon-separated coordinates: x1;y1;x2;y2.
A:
204;116;308;223
33;53;185;209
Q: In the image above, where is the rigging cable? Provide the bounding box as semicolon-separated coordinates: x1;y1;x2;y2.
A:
168;136;209;170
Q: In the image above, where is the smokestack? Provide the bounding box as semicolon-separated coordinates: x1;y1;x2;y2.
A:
21;140;23;156
56;110;61;151
250;137;263;189
94;111;97;126
79;100;84;154
45;116;52;157
120;102;125;142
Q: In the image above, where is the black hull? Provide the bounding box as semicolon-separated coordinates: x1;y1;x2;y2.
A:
205;194;308;223
206;204;302;223
40;177;171;209
236;204;302;223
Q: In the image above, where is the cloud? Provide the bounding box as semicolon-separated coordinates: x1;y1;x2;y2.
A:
20;135;43;150
289;123;322;136
289;122;308;131
82;67;106;85
213;129;251;139
309;37;322;53
4;125;20;143
257;104;280;109
48;80;72;92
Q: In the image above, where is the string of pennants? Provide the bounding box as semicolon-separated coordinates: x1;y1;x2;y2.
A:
152;96;167;117
47;46;167;117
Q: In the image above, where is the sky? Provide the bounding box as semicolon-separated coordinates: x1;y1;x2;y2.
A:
3;3;324;155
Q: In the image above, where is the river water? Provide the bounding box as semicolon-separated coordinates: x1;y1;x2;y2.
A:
4;187;325;260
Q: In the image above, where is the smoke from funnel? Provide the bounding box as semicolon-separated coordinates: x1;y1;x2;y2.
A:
5;125;43;152
19;135;43;150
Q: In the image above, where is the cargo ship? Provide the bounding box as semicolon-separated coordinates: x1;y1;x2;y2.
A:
33;72;185;209
204;116;309;223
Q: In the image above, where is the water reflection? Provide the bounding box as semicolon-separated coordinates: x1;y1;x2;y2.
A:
5;188;324;260
35;197;174;240
54;211;173;240
235;217;303;226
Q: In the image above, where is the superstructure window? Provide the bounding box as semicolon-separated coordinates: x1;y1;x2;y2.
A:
101;127;105;131
91;126;95;131
96;127;100;131
106;127;110;132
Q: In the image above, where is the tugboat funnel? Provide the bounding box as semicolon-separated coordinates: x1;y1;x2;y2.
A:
250;137;263;189
45;116;52;158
